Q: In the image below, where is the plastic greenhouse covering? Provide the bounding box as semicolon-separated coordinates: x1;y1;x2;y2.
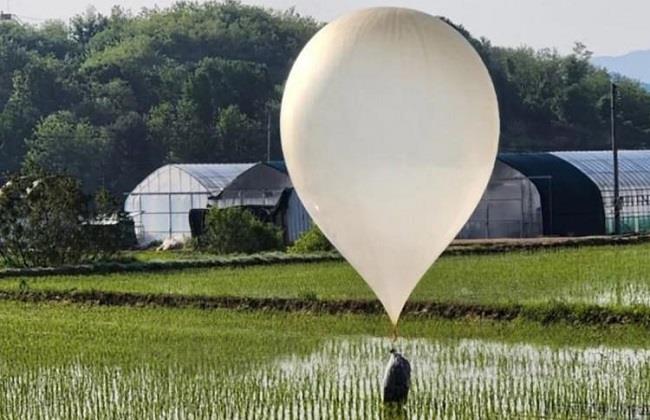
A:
552;151;650;234
124;164;254;244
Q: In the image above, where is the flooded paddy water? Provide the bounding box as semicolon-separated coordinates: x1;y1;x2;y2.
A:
2;336;649;419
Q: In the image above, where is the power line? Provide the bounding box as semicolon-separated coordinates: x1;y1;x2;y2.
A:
15;14;46;22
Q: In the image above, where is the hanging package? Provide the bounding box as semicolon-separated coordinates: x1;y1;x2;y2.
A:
383;348;411;404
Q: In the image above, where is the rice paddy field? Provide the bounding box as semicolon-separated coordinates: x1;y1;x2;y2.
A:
2;242;650;418
2;242;650;307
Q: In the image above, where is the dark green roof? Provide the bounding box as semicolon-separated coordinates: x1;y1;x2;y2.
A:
498;152;605;236
265;161;287;174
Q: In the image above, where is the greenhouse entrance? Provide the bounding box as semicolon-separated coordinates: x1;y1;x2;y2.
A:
457;160;544;239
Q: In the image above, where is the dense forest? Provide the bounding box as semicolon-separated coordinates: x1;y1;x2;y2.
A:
1;1;650;195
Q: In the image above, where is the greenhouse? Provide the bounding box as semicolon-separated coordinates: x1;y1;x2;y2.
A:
497;152;606;237
484;150;650;238
125;162;312;246
457;160;543;239
211;162;311;243
124;163;255;244
125;150;650;245
552;150;650;234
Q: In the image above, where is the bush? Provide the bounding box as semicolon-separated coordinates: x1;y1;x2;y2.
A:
197;207;283;254
83;214;137;253
0;172;122;267
288;224;334;254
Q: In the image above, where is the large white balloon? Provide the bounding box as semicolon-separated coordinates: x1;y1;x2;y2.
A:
281;7;499;325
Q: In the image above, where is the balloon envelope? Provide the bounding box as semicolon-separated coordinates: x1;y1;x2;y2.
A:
281;8;499;324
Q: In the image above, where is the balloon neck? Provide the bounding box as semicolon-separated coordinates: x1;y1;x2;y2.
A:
390;323;399;343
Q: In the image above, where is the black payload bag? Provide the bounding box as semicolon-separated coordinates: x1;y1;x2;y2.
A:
383;348;411;404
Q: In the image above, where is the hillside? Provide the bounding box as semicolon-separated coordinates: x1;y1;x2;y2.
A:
1;4;650;195
592;50;650;84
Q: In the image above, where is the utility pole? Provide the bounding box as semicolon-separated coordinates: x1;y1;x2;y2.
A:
266;105;272;162
611;82;621;235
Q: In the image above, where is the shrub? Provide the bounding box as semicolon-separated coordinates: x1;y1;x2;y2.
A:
197;207;283;254
83;213;137;254
0;172;122;267
288;224;334;254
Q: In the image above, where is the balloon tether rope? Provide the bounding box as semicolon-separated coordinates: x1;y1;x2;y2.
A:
390;323;399;345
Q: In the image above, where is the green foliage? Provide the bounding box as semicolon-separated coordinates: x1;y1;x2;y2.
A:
0;73;39;173
474;40;650;150
0;172;124;267
70;7;109;45
93;187;119;215
185;57;271;123
214;104;263;161
198;207;283;254
24;111;109;192
147;99;212;162
104;111;162;193
89;187;137;252
2;3;650;194
0;173;90;267
288;224;334;254
0;2;317;192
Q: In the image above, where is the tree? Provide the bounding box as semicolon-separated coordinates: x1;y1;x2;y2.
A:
24;111;109;192
0;54;79;172
82;79;138;126
4;1;650;197
0;173;89;267
184;57;272;124
215;105;263;162
0;73;39;173
94;186;119;215
147;99;213;163
71;7;108;45
105;111;163;193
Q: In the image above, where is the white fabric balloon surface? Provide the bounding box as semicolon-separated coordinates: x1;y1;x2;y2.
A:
281;7;499;325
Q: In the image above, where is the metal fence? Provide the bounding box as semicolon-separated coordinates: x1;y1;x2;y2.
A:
601;187;650;234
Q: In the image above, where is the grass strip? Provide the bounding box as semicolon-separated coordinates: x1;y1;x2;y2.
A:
3;289;650;326
0;252;340;279
4;234;650;279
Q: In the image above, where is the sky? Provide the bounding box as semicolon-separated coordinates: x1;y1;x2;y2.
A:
6;0;649;57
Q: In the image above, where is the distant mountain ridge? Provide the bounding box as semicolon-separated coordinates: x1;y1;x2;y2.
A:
592;50;650;86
